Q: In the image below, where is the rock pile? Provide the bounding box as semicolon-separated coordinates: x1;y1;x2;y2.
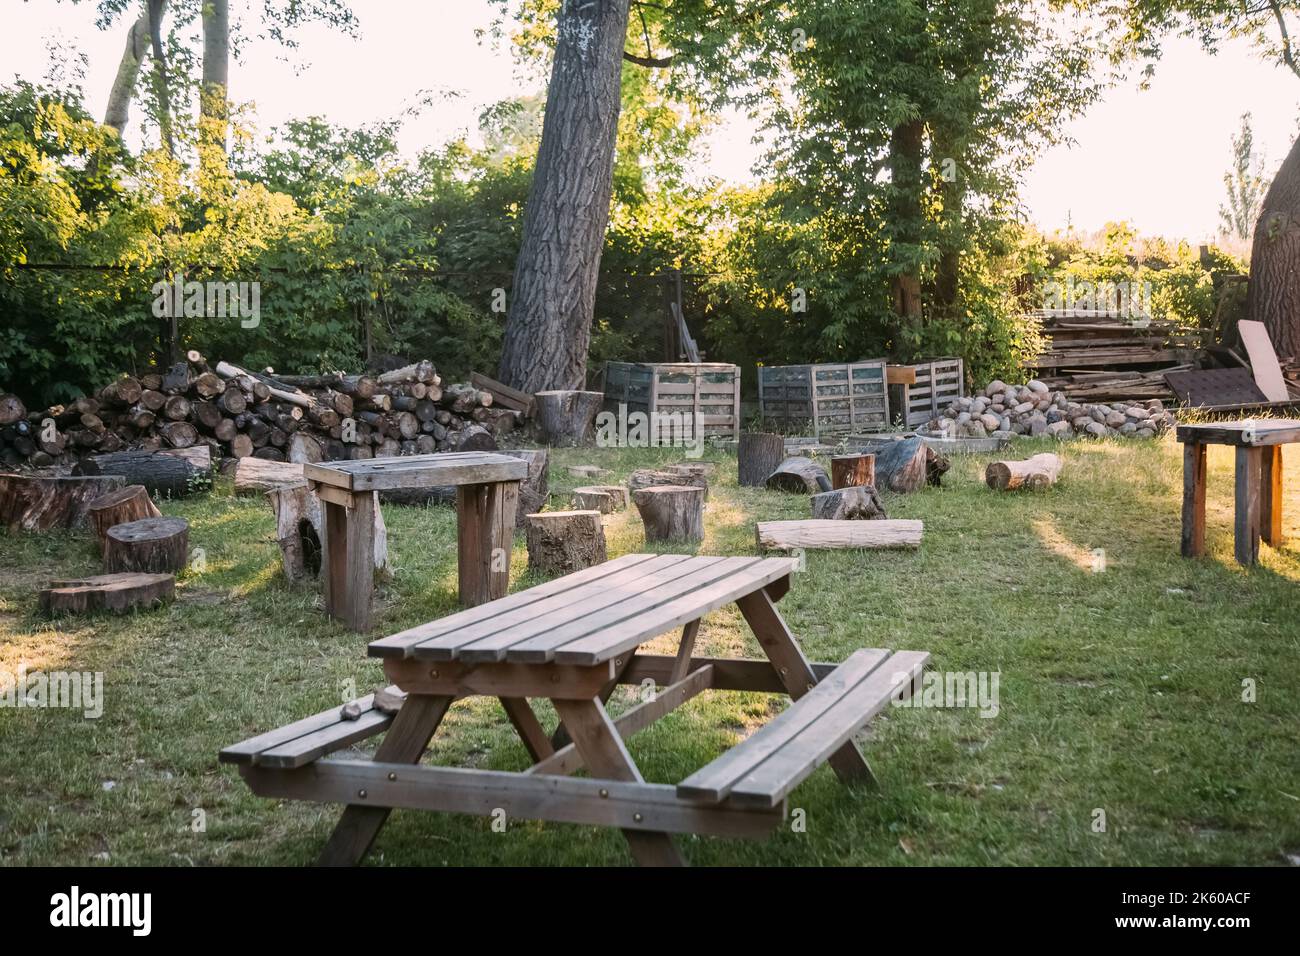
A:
928;379;1177;440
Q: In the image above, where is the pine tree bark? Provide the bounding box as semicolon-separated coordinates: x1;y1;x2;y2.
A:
1248;132;1300;359
498;0;632;393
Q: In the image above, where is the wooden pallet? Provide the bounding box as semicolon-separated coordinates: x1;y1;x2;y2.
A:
759;360;889;438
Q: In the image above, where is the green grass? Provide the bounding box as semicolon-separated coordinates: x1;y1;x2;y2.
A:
2;435;1299;866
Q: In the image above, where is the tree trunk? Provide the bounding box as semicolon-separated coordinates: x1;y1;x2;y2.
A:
104;2;159;134
811;486;888;520
765;457;831;494
200;0;229;168
146;0;175;158
888;118;926;328
0;475;125;531
1248;132;1300;359
497;0;632;392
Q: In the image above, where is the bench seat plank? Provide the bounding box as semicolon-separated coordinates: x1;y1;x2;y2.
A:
678;649;928;806
220;690;399;768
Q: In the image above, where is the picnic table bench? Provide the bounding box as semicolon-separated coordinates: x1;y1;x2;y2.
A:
221;553;927;866
1177;420;1295;565
304;452;526;629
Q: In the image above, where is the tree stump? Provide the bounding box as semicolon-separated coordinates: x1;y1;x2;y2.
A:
572;487;614;513
985;453;1063;491
501;449;549;527
739;432;786;487
104;517;190;574
873;437;949;493
811;485;888;520
87;485;162;554
534;390;604;446
74;450;210;498
831;453;876;489
40;572;175;615
628;468;709;500
526;510;607;575
0;474;125;531
765;457;831;493
633;485;705;543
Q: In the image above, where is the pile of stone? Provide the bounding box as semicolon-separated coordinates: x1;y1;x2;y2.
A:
927;379;1177;441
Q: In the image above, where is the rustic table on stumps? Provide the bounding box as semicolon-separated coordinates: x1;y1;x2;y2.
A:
304;453;526;629
1176;420;1297;566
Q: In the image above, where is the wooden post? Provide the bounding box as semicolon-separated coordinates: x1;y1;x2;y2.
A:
1181;441;1207;558
1261;446;1284;548
456;480;519;606
1234;445;1262;566
321;491;376;631
830;453;876;489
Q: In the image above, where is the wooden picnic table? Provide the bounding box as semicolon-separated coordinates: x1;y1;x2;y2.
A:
1177;420;1298;565
304;452;527;630
221;553;928;866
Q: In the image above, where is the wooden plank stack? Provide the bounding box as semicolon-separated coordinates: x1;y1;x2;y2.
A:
0;354;519;471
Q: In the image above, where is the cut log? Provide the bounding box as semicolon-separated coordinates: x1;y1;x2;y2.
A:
756;519;923;551
0;474;125;531
830;453;876;490
872;436;950;493
628;468;709;500
228;434;255;459
233;457;304;495
574;484;627;512
500;449;549;526
160;445;212;472
74;450;210;498
287;431;324;464
984;453;1064;491
0;393;28;425
810;485;888;520
40;572;175;615
453;423;497;452
192;371;224;398
162;394;192;421
104;516;190;574
572;486;615;513
377;359;438;386
765;457;831;494
86;485;162;554
534;390;603;446
739;432;786;487
158;420;198;449
633;485;705;543
525;510;607;575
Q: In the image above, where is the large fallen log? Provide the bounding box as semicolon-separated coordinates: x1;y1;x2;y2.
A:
74;450;210;497
985;453;1063;491
628;468;709;500
0;474;125;531
871;436;949;493
756;519;923;551
765;457;831;494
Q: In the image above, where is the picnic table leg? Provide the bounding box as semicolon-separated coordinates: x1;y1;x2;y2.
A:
550;651;636;750
1261;446;1284;549
456;480;520;607
552;697;685;867
500;697;555;762
317;694;453;866
736;588;877;787
1181;441;1207;558
319;489;375;631
1234;446;1263;566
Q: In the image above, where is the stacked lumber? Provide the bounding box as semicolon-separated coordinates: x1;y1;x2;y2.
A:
0;354;518;471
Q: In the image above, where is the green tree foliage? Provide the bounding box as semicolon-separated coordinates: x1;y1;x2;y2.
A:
1219;112;1270;242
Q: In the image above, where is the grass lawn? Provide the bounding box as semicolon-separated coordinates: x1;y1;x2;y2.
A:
2;435;1299;867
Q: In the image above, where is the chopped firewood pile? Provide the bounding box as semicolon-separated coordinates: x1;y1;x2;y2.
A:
0;354;523;471
926;379;1177;440
1027;310;1203;402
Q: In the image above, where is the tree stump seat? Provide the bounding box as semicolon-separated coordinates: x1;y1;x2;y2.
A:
633;485;705;543
104;516;190;574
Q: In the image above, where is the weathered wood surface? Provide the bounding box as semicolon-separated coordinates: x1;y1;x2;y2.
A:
304;452;526;491
500;449;549;525
756;519;923;551
87;485;162;553
0;474;125;531
738;432;786;487
104;516;190;574
1235;446;1263;565
73;449;210;497
572;484;627;513
810;485;887;520
1176;420;1300;447
534;390;603;446
234;456;306;495
1181;441;1208;558
765;457;831;494
633;485;705;543
830;453;876;490
870;436;949;492
628;467;708;500
984;453;1063;491
40;572;175;615
525;510;607;575
457;480;518;606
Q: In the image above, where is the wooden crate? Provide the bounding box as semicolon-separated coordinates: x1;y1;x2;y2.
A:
601;362;741;441
758;360;890;438
898;358;964;426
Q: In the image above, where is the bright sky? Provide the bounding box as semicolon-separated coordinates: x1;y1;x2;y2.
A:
4;0;1297;242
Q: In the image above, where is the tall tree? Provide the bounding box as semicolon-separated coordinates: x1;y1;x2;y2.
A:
498;0;634;392
200;0;230;162
1220;112;1269;241
103;1;159;135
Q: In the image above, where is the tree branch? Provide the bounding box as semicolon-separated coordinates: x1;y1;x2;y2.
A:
623;49;675;67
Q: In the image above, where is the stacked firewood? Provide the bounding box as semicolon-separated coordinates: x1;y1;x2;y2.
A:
0;353;519;470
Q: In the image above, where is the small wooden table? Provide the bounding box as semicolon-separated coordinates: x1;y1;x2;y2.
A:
304;453;527;629
222;553;928;866
1177;420;1297;565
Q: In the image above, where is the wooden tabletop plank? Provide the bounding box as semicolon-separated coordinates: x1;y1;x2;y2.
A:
436;555;719;663
676;649;891;801
1176;420;1300;446
369;554;659;658
548;557;798;666
305;453;527;491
